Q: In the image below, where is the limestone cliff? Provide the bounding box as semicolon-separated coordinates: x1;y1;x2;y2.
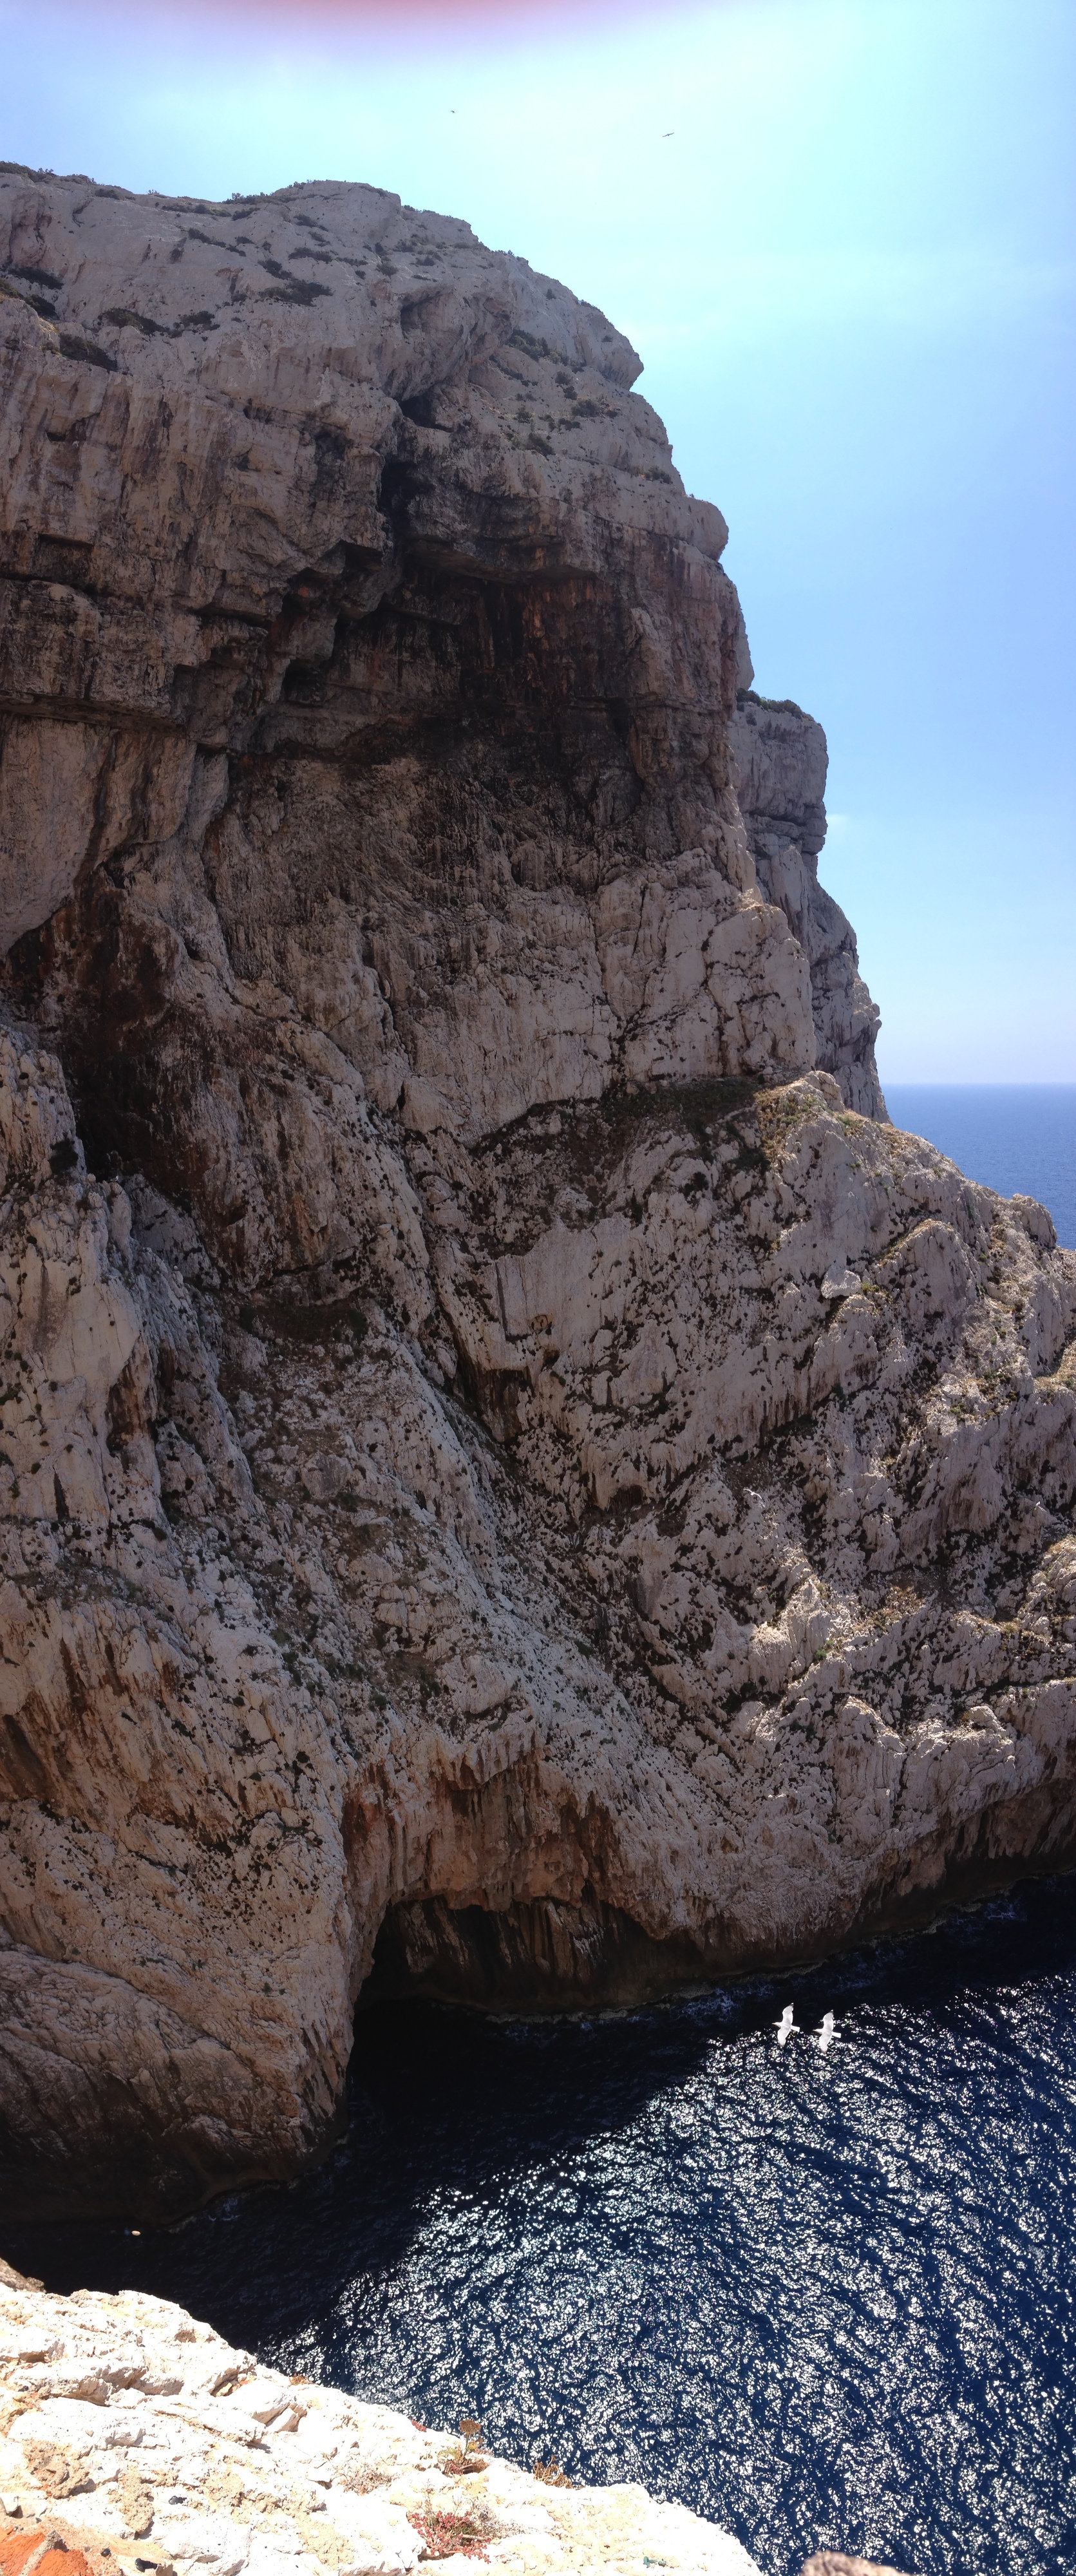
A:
728;695;883;1119
0;2272;762;2576
1;167;1075;2221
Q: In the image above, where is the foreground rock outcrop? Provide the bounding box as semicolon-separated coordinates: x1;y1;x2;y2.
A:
0;2271;762;2576
1;166;1075;2217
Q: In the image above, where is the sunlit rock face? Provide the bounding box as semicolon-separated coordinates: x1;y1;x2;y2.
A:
0;2271;764;2576
1;167;1075;2220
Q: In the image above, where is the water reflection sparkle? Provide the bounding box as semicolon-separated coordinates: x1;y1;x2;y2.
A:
10;1877;1076;2576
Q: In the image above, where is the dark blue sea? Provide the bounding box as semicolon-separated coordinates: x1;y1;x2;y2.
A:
10;1877;1076;2576
884;1084;1076;1249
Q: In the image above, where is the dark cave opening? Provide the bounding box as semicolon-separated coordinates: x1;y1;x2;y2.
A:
357;1892;710;2019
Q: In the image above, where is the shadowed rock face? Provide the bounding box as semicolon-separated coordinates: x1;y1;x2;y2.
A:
1;169;1075;2221
729;694;884;1119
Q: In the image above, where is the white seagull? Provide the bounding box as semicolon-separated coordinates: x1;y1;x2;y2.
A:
775;2003;797;2047
816;2011;837;2053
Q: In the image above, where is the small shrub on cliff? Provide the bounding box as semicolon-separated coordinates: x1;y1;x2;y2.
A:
532;2458;573;2487
440;2416;489;2476
408;2510;488;2560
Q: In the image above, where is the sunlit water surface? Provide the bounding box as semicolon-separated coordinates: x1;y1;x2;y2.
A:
10;1879;1076;2576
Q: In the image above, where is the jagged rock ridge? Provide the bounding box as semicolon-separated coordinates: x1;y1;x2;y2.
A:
0;166;1074;2219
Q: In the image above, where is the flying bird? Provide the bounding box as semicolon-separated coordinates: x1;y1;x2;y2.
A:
663;131;674;138
775;2003;797;2048
816;2012;837;2053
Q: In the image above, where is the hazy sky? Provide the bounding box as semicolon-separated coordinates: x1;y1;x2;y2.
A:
3;0;1073;1083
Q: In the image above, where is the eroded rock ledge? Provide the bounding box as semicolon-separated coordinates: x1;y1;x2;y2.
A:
0;2271;762;2576
1;169;1075;2220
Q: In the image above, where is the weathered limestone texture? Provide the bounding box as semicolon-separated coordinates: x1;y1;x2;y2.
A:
728;696;883;1119
0;2274;762;2576
1;167;1075;2217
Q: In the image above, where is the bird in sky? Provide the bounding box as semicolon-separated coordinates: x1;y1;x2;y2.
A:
816;2012;837;2053
663;131;674;138
775;2003;797;2047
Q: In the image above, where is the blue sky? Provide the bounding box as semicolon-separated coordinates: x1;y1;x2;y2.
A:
3;0;1073;1082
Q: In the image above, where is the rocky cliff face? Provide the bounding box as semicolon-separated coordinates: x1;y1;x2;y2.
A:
728;695;883;1119
1;167;1075;2221
0;2270;762;2576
